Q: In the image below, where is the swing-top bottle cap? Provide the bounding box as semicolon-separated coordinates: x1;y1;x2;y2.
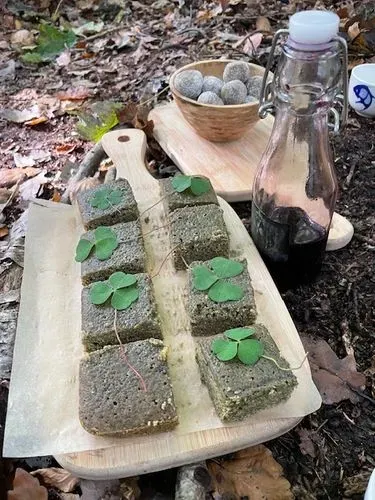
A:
289;10;340;45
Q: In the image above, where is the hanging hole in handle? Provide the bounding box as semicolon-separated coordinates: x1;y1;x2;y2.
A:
118;135;130;142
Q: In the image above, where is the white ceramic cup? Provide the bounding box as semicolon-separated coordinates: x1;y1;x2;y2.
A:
348;63;375;117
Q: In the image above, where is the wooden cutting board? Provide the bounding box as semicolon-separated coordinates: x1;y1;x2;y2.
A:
150;103;353;251
54;129;321;479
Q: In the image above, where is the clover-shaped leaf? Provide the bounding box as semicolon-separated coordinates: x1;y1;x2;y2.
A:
111;287;139;310
211;327;264;366
89;187;123;210
75;239;94;262
212;338;238;361
237;339;264;365
75;226;118;262
225;327;255;341
210;257;244;279
171;175;210;196
90;282;113;305
190;177;211;195
88;271;139;310
192;265;218;291
109;272;137;289
208;281;244;303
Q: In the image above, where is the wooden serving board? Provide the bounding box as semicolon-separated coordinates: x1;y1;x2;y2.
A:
150;103;354;251
54;129;321;479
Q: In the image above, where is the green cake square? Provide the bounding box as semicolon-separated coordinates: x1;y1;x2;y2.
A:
170;204;229;270
195;325;298;422
80;221;145;285
77;179;138;230
188;259;256;336
81;273;162;352
160;176;218;214
79;340;178;436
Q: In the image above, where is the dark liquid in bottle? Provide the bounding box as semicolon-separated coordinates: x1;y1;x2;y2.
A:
251;203;328;291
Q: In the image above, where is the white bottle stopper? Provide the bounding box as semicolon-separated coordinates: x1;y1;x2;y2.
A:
289;10;340;45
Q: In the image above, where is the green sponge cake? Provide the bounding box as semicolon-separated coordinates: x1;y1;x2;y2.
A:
81;221;145;285
170;204;229;270
160;176;218;214
188;259;256;336
195;325;298;422
79;340;179;436
77;179;138;230
82;273;162;352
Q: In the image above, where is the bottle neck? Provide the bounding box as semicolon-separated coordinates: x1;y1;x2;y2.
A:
273;40;342;115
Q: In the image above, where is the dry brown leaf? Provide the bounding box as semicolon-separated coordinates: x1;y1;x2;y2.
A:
0;104;41;123
56;87;92;101
296;428;316;458
19;172;49;201
348;57;365;70
0;167;41;188
24;116;48;126
0;188;13;203
348;22;361;40
243;33;263;56
56;50;71;67
55;144;77;155
301;335;366;404
31;468;79;493
69;177;101;203
207;445;293;500
256;16;272;32
0;227;9;238
8;468;47;500
51;189;61;202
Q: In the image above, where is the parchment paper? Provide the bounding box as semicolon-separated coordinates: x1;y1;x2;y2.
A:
3;195;321;458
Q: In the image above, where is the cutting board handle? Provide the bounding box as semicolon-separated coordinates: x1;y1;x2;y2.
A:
101;129;159;199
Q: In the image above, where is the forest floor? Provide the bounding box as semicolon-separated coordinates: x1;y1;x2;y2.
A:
0;0;375;499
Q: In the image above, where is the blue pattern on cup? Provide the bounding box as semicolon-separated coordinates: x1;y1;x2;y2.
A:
354;84;374;110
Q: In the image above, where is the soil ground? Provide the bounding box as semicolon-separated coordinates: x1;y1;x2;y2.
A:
0;0;374;499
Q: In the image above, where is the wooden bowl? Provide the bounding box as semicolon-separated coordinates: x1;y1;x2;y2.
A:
170;59;265;142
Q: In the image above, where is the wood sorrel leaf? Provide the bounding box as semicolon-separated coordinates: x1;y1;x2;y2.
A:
95;226;115;240
190;176;210;196
111;286;139;310
75;238;94;262
212;338;238;361
237;339;264;365
95;237;118;260
208;281;244;303
90;189;111;210
225;327;255;341
89;282;112;305
192;265;218;291
109;272;137;290
171;175;192;193
210;257;244;279
108;188;123;205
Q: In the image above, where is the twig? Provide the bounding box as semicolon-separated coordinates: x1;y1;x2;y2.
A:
140;85;170;107
345;161;357;187
177;27;205;37
354;233;375;247
139;194;169;218
340;319;354;356
113;309;147;392
61;142;106;204
83;25;125;43
261;352;308;371
142;222;171;238
52;0;64;20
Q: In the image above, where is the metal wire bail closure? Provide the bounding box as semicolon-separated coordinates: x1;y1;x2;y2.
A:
258;30;349;132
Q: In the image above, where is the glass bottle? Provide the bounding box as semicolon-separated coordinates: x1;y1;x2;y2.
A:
251;10;348;291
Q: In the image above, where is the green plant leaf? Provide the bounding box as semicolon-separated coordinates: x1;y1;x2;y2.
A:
21;24;76;64
75;238;94;262
108;189;123;205
237;339;264;365
95;226;116;240
171;175;192;193
225;327;255;341
192;265;218;291
190;177;210;196
211;338;238;361
111;286;139;310
95;238;118;260
210;257;244;279
208;281;244;303
76;101;122;142
89;187;123;210
89;282;113;305
109;272;137;290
